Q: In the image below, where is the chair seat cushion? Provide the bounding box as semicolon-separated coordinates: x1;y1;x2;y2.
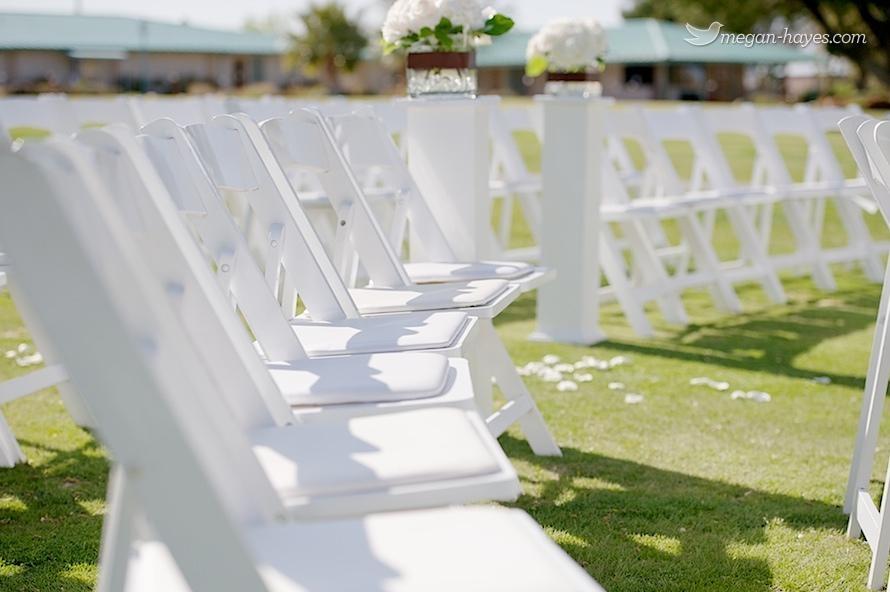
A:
251;408;501;499
291;311;469;356
265;352;450;406
350;279;510;315
126;508;603;592
403;260;533;284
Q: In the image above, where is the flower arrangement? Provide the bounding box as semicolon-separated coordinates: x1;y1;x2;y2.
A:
525;19;607;77
382;0;514;54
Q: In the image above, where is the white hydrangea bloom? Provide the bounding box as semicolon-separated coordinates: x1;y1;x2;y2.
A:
526;18;607;72
383;0;493;43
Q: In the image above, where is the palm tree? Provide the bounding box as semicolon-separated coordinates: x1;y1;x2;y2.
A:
290;2;368;93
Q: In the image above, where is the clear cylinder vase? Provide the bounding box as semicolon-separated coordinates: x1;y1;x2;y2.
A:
544;71;602;98
406;51;477;99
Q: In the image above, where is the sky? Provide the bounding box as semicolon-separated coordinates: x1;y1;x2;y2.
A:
0;0;626;31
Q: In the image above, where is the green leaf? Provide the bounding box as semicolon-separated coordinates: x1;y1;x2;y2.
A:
483;14;514;36
435;17;454;34
525;54;548;77
419;26;433;37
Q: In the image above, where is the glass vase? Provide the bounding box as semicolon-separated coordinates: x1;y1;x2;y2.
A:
406;51;477;99
544;71;602;98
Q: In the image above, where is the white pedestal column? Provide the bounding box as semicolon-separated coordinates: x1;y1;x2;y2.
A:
404;96;498;261
531;96;607;344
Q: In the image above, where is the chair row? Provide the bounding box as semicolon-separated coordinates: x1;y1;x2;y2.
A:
0;108;608;588
488;101;888;336
3;94;882;341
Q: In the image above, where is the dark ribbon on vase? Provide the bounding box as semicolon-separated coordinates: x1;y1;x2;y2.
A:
407;52;476;70
547;71;597;82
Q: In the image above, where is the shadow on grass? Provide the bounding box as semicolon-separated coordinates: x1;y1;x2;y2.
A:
497;282;882;389
500;435;850;592
0;437;107;591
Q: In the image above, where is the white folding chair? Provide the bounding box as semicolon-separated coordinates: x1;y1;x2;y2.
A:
0;140;603;592
605;107;744;313
698;104;838;291
640;106;788;305
106;120;482;423
187;114;561;456
758;105;884;281
319;108;552;290
838;115;890;589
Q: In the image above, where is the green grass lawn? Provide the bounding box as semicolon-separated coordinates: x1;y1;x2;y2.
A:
2;109;890;591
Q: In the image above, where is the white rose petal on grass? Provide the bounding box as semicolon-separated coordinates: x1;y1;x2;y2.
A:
538;369;564;383
573;373;594;382
15;352;43;367
608;356;629;368
690;377;729;391
4;350;16;359
812;376;832;385
624;393;644;405
554;363;575;373
731;390;771;403
556;380;578;392
542;354;561;365
16;343;29;353
608;382;625;391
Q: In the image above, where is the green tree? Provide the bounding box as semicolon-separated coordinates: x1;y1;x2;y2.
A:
289;2;368;93
625;0;890;89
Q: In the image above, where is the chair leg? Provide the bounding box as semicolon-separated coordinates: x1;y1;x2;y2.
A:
0;412;24;468
846;260;890;516
622;219;689;326
867;467;890;589
676;215;742;313
97;465;137;592
724;205;787;304
782;199;837;291
835;197;884;282
598;227;654;337
477;320;561;457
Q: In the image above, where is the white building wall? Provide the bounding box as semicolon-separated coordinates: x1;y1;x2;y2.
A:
0;50;283;89
1;51;71;85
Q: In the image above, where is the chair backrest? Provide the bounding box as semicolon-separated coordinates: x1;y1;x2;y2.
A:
369;100;407;136
261;109;413;288
320;108;459;262
130;96;209;127
69;96;138;128
0;138;283;590
185;114;361;320
75;125;294;429
643;106;738;193
605;106;678;197
842;115;890;226
798;104;864;183
489;105;540;186
808;104;863;134
757;105;848;187
868;120;890;217
139;118;309;364
0;95;78;137
699;103;794;188
230;95;291;123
